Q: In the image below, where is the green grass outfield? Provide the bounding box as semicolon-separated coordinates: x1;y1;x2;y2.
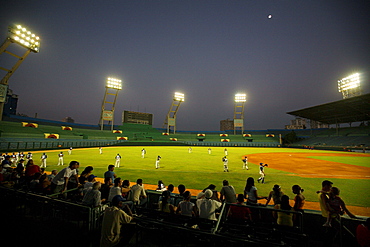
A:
34;146;370;208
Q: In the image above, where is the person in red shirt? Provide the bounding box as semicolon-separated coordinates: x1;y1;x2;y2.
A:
25;159;41;178
228;194;252;223
357;218;370;247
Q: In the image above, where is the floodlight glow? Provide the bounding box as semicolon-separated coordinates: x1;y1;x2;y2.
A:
174;92;185;102
106;77;122;90
8;24;40;53
338;73;360;92
235;93;247;103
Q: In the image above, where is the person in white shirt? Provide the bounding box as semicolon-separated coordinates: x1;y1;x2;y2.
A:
141;148;146;158
196;189;222;221
130;178;147;206
51;161;79;197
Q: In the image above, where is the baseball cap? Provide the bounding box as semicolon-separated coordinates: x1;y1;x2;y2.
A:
204;189;213;199
112;195;125;206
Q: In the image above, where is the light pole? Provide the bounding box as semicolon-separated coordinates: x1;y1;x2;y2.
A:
100;77;122;131
234;93;246;135
0;24;40;120
163;92;184;134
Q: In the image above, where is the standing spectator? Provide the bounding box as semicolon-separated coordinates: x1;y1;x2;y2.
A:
114;154;121;168
243;177;267;205
318;180;333;222
176;191;196;217
220;180;237;203
228;194;252;223
82;181;105;207
57;152;64;166
323;187;357;227
292;185;305;213
273;195;294;227
104;165;117;185
265;184;284;206
100;195;133;247
40;153;47;168
197;189;222;221
50;161;80;196
130;178;147;206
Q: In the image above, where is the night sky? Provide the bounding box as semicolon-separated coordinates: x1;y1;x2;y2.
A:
1;1;369;131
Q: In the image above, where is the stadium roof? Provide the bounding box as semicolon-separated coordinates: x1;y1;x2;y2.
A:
287;93;370;124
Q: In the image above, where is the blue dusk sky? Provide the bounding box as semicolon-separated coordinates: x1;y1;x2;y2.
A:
0;1;369;130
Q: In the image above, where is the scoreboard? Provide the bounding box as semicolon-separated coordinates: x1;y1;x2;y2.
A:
122;111;153;125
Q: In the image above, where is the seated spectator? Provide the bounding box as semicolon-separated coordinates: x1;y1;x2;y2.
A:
265;184;284;206
273;195;294;227
25;159;41;178
174;184;186;206
47;170;58;182
79;166;94;185
100;195;133;247
40;173;51;194
158;190;175;213
196;189;222;221
156;180;165;191
82;182;106;207
356;218;370;247
29;172;42;192
130;179;147;206
228;194;252;223
108;178;123;202
243;177;267;206
121;180;131;200
220;180;237;203
176;191;196;217
204;184;220;201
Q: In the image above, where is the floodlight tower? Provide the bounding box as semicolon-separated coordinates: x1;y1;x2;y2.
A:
163;92;185;134
338;73;361;99
100;77;122;131
0;24;40;120
234;93;246;135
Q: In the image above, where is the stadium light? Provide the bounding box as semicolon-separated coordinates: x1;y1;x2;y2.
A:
100;77;122;130
235;93;247;103
0;24;41;121
8;24;41;53
106;77;122;90
234;93;247;134
163;92;185;134
174;92;185;102
338;73;361;99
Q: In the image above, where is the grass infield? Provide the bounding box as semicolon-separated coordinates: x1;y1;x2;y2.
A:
32;146;370;210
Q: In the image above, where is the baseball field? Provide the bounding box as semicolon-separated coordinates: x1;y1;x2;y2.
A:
32;146;370;217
